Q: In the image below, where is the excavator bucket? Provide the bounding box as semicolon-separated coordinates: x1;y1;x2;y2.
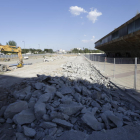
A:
17;63;23;68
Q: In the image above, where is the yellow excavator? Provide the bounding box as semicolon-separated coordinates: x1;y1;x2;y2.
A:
0;45;23;72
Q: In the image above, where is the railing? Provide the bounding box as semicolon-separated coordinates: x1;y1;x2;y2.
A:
85;54;140;91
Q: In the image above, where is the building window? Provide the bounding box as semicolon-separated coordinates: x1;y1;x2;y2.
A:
135;18;140;31
112;31;119;40
128;21;135;34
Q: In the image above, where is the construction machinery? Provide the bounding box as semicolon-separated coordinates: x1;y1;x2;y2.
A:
0;45;23;72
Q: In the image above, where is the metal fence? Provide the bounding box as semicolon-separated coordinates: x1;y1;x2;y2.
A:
0;53;53;59
85;54;140;91
0;53;77;59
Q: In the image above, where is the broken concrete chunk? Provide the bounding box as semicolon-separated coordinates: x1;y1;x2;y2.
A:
56;130;87;140
43;114;51;121
118;107;126;113
52;101;60;107
16;132;27;140
81;112;104;131
73;93;81;103
59;86;74;95
93;85;101;92
32;90;42;98
4;101;28;119
104;111;123;127
35;82;44;90
81;86;91;96
0;118;5;123
0;106;7;117
61;97;72;104
49;127;57;136
74;85;81;93
35;131;45;140
34;101;46;120
13;86;31;99
52;118;73;128
91;91;102;100
6;118;13;123
56;92;64;98
59;103;83;115
38;93;51;103
40;122;57;129
44;85;56;94
50;111;69;120
101;113;110;129
13;109;35;125
102;103;111;112
91;100;101;109
23;126;36;137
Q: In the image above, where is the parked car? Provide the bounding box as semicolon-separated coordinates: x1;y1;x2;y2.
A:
0;53;4;55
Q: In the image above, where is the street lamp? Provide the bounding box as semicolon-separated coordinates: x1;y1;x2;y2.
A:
22;41;25;49
38;44;40;49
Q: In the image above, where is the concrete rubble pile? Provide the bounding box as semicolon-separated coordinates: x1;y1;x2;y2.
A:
44;56;64;62
0;61;140;140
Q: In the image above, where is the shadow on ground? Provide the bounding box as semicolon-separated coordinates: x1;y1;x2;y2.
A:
0;74;140;140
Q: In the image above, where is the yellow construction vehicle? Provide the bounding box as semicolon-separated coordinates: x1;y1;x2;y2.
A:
0;45;23;72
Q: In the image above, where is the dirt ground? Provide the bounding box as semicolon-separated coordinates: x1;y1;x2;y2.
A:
0;55;77;88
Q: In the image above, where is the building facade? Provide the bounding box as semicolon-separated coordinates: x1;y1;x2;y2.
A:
95;13;140;57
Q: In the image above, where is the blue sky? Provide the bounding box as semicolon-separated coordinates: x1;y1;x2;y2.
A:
1;0;140;51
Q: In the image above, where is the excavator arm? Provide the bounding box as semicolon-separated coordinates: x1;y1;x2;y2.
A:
0;45;23;68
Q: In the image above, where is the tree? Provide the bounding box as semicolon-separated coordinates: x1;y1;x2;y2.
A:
6;40;17;46
44;49;53;53
0;43;2;45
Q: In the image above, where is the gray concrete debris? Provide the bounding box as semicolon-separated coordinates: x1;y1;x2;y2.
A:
23;126;36;137
56;92;64;98
0;106;7;117
43;114;51;121
91;100;101;109
52;118;73;128
1;60;140;140
38;93;50;103
0;118;5;123
59;86;74;95
104;111;123;127
49;127;57;136
74;85;81;93
56;130;87;140
16;132;27;140
59;103;83;115
44;85;56;94
82;112;104;131
35;131;45;140
13;109;35;125
43;135;55;140
6;118;13;123
40;122;57;129
34;101;46;120
13;86;31;99
35;82;44;90
4;101;28;119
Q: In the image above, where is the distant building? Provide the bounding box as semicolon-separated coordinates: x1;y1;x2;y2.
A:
57;49;66;54
95;13;140;57
77;48;82;50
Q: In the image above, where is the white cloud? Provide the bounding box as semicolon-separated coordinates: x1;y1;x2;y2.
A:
82;36;95;43
87;9;102;23
84;35;86;36
81;17;83;19
69;6;87;16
